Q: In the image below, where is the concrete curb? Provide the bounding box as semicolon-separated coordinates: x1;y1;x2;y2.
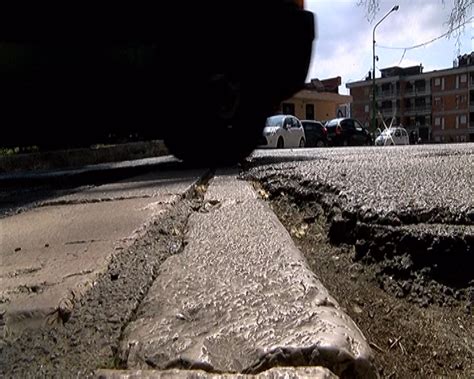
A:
118;171;376;378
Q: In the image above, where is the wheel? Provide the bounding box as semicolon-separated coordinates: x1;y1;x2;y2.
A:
299;138;305;148
277;137;284;149
316;140;325;148
164;73;271;166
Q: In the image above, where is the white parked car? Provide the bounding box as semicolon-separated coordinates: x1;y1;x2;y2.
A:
259;115;306;148
375;127;409;146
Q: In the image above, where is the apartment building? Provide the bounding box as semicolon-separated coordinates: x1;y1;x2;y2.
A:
278;76;352;121
346;52;474;143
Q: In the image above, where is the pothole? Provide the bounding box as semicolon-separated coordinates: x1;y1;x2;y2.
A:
250;179;473;378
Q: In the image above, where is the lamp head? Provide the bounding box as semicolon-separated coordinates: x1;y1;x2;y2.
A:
392;5;399;11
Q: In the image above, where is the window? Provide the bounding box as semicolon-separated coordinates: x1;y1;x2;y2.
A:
456;76;459;89
434;78;441;86
305;104;315;120
364;105;369;113
341;119;355;130
282;102;295;116
441;117;445;130
435;117;441;126
441;78;445;90
460;74;467;83
461;95;467;103
456;116;459;129
434;97;441;106
460;115;467;124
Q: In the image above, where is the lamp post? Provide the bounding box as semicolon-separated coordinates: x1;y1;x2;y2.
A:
372;5;399;132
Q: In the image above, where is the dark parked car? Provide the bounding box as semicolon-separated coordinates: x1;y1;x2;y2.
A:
325;118;372;146
301;120;327;147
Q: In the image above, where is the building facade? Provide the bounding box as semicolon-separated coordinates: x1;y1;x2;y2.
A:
278;77;352;122
346;52;474;143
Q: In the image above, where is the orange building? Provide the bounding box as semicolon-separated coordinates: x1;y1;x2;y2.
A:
278;77;352;122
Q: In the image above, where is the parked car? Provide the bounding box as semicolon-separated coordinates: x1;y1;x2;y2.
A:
301;120;328;147
375;127;410;146
259;115;306;148
325;118;372;146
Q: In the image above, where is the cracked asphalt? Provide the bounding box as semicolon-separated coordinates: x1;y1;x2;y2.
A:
245;144;473;225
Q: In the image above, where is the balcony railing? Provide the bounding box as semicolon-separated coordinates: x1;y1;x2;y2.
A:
377;90;399;99
404;106;431;115
404;87;431;96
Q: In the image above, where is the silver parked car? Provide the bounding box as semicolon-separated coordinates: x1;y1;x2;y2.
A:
258;115;306;148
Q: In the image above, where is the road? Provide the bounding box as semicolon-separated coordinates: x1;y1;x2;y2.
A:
1;143;473;378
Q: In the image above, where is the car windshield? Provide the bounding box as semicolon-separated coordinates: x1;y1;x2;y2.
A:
326;119;339;127
266;116;285;127
381;128;395;135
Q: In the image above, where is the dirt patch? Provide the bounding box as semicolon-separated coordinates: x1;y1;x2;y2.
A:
259;187;473;378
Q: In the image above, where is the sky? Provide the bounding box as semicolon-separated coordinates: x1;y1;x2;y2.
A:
305;0;473;94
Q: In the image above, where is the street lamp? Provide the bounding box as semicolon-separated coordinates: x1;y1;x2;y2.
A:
372;5;399;132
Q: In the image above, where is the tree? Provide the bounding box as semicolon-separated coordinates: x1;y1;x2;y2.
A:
358;0;472;38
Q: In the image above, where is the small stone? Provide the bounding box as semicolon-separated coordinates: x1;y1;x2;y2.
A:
14;247;21;252
45;243;50;248
353;305;363;314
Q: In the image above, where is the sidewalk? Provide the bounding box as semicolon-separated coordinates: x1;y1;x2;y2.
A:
0;168;206;337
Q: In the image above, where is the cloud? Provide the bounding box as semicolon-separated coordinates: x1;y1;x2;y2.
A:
303;0;471;93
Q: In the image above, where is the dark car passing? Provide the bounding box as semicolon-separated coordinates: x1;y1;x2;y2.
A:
325;118;372;146
301;120;328;147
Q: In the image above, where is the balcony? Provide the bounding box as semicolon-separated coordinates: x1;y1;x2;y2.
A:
404;87;431;97
377;90;399;100
380;108;397;117
404;105;431;116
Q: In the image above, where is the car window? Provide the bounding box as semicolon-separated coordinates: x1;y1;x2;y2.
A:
341;119;355;130
266;116;284;127
402;129;408;137
354;120;364;130
284;117;292;129
293;118;302;128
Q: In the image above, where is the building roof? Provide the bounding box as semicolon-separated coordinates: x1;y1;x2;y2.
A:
304;76;342;94
293;89;352;104
346;51;474;89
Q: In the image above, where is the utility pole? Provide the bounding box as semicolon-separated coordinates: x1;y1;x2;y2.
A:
372;5;399;132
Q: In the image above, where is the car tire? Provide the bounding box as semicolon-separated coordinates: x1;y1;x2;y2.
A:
277;137;284;149
316;140;325;147
299;138;305;148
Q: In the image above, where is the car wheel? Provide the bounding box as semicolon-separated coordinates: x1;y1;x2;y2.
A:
299;138;305;148
277;137;284;149
316;140;325;148
164;73;272;166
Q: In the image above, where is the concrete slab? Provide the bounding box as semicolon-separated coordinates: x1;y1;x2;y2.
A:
0;169;205;336
120;172;375;378
96;367;338;379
